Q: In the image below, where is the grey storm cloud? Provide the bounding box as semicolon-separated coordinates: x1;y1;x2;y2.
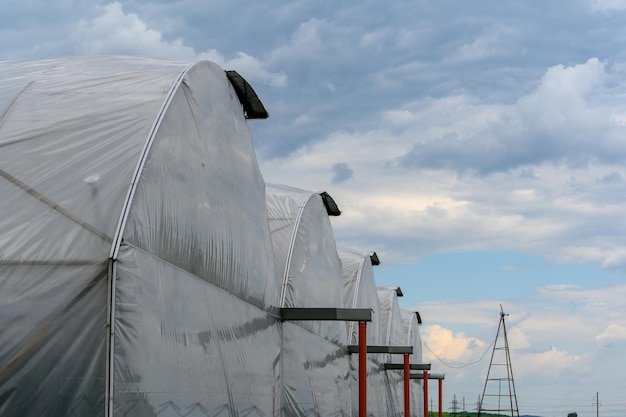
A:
395;58;626;175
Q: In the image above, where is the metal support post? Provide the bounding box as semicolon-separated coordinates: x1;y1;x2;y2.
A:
359;321;367;417
404;353;410;417
438;378;443;417
423;370;428;417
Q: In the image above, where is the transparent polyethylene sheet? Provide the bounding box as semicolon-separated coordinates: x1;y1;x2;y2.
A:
123;61;278;309
401;310;423;363
265;183;346;344
377;287;406;349
282;323;351;417
0;57;189;417
338;247;382;346
0;56;418;417
0;57;187;262
114;246;281;417
339;247;393;417
376;287;406;417
0;263;108;416
402;310;424;417
348;355;387;417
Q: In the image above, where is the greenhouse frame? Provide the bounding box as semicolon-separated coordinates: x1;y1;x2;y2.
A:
0;56;428;417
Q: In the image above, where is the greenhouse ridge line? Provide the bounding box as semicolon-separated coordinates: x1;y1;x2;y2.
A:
108;63;193;261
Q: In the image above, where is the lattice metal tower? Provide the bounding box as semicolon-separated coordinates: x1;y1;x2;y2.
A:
478;305;520;417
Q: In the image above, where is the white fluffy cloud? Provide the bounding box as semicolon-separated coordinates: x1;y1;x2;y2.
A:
398;58;625;174
410;283;626;405
422;324;488;363
596;324;626;341
260;57;626;269
74;2;286;87
74;2;195;59
197;49;287;88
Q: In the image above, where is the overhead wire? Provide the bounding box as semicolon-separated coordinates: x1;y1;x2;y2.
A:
422;339;494;368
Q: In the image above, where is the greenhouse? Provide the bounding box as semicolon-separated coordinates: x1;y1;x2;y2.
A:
401;310;424;417
0;56;426;417
265;183;349;417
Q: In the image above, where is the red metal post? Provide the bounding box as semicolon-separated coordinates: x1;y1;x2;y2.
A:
359;321;367;417
423;370;428;417
404;353;410;417
438;378;443;417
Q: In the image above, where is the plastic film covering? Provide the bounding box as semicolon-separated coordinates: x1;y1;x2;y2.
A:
265;184;349;416
377;287;407;417
339;247;381;345
282;323;351;417
0;263;108;416
377;287;406;350
0;57;188;417
401;310;424;417
123;61;278;309
0;55;413;417
338;247;386;417
113;245;281;417
0;57;188;262
265;183;346;343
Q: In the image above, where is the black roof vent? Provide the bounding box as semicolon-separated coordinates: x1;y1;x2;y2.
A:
370;252;380;266
319;191;341;216
225;70;269;119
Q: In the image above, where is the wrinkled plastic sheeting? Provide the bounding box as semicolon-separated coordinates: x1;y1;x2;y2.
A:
265;184;350;417
282;323;351;417
113;246;281;417
265;183;346;344
0;57;188;417
348;354;387;417
113;61;281;415
0;263;108;417
0;57;281;416
338;247;388;417
339;247;381;345
401;310;423;364
377;286;406;361
0;57;187;262
124;61;278;310
402;310;424;417
377;287;407;417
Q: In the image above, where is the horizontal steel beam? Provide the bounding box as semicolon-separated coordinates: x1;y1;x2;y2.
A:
348;345;413;354
384;363;431;371
280;308;372;322
410;372;445;380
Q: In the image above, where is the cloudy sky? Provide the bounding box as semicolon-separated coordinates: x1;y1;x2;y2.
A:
5;1;626;415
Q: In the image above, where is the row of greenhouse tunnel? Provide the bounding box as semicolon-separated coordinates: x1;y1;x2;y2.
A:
0;57;435;417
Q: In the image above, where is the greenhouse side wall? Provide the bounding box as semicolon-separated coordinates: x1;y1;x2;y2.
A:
0;57;189;417
112;61;282;416
0;263;108;417
266;184;351;416
402;310;424;417
377;287;408;417
113;246;281;417
339;248;387;417
282;323;351;417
